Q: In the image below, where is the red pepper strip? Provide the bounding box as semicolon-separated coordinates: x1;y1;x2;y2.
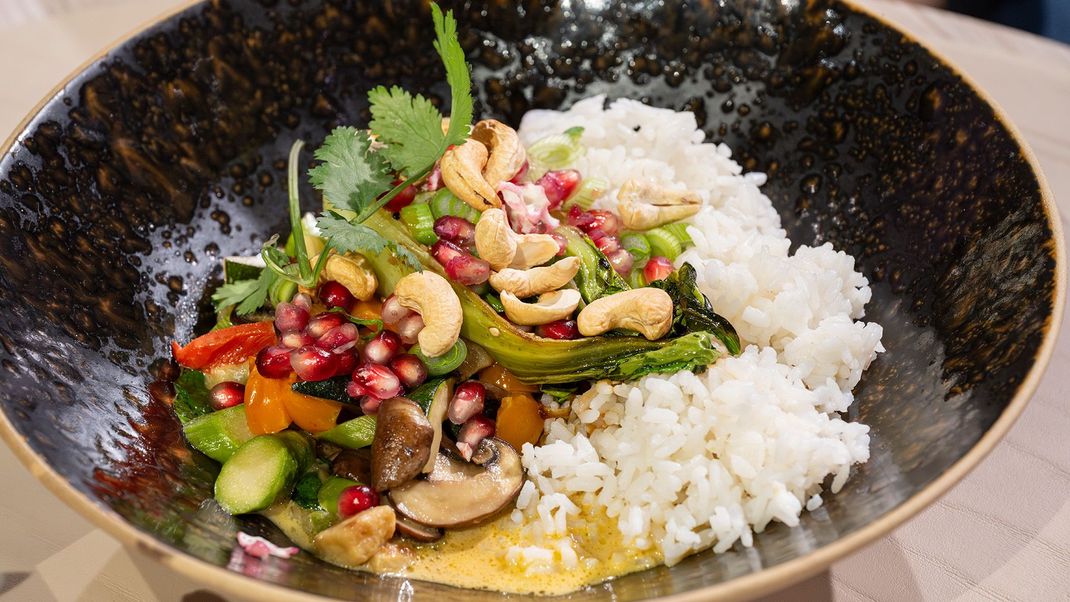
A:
171;321;276;369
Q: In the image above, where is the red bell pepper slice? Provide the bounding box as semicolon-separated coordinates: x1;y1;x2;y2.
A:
171;321;276;369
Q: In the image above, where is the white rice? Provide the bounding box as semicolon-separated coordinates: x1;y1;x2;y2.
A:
504;96;884;569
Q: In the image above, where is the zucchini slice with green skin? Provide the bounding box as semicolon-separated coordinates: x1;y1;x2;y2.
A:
292;376;353;404
214;431;313;515
182;405;255;463
317;416;377;450
223;256;266;283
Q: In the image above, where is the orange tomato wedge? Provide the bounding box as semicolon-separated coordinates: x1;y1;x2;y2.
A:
351;298;383;321
478;364;539;396
281;387;343;433
244;366;293;435
171;321;275;369
495;393;544;451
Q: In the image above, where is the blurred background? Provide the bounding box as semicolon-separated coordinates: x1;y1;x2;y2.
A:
1;0;1069;43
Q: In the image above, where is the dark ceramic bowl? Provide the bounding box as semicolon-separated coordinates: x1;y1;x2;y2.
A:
0;0;1063;600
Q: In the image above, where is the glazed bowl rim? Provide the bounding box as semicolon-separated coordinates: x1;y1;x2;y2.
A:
0;1;1064;600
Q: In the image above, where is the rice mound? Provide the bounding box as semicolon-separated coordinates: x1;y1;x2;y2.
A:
504;96;885;571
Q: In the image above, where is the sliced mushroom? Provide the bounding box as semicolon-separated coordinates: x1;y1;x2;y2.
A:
371;397;433;491
500;289;582;326
393;513;444;542
390;438;524;528
332;448;372;484
312;505;396;567
422;378;453;473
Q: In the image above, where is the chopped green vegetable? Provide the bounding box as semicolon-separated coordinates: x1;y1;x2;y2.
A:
211;304;235;331
214;432;313;515
645;226;685;261
620;231;652;265
318;476;361;521
429;188;482;223
411;339;467;376
317;416;377;450
292;376;352;404
616;332;719;376
292;473;324;510
408;377;448;413
223;256;266;283
316;212;423;273
651;263;741;355
182;405;254;462
400;202;438;245
172;369;213;424
363;210;731;384
563;176;608;210
558;226;631;304
661;222;693;247
527;127;585;178
483;292;505;313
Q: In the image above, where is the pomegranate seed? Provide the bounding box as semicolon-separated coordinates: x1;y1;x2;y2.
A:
551;232;567;255
347;380;368;398
358;395;383;414
587;210;620;237
396;313;425;345
390;354;428;389
644;256;675;284
334;350;359;377
431;239;465;267
306;312;346;339
567;205;596;231
448;381;486;425
274;302;310;333
593;233;620;254
384;180;418;212
209;381;245;410
363;330;402;364
381;295;412;330
536;169;582;210
535;319;579;340
509;159;529;184
281;331;316;349
608;248;634;275
290;345;339;381
315;323;360;353
318;281;356;312
292;293;313;310
433;216;476;246
456;415;496;461
338;485;380;517
352;362;402;399
445;254;491;286
256;345;293;378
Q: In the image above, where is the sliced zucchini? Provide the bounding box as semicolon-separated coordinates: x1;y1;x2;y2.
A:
223;256;266;283
182;405;255;463
292;376;353;404
214;431;313;515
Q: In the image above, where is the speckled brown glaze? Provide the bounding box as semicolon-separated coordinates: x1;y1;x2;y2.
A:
0;0;1060;600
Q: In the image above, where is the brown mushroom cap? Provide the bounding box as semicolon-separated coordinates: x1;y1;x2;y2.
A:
390;438;524;529
371;397;433;491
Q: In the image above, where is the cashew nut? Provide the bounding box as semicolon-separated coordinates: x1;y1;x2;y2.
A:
470;119;526;189
440;139;501;211
576;288;674;340
474;208;560;271
312;252;378;300
313;505;395;567
489;257;580;298
393;271;462;357
500;289;581;326
617;179;703;230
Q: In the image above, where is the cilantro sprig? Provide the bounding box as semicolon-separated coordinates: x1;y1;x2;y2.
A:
212;3;471;315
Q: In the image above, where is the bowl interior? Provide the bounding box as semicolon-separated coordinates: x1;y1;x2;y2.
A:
0;0;1058;600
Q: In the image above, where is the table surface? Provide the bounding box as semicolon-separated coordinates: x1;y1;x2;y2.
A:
1;1;1068;600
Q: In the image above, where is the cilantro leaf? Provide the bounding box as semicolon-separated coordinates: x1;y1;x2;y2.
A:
292;473;323;510
317;213;423;272
212;267;278;316
308;127;393;215
368;86;448;177
432;4;473;147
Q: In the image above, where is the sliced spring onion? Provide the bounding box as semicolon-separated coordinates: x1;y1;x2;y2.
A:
430;188;482;224
645;226;684;261
400;203;437;245
628;268;647;289
483;292;505;313
661;221;693;246
527;127;585;177
411;339;468;376
562;176;608;211
620;231;652;265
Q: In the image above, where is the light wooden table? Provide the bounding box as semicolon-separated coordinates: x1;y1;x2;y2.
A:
1;1;1067;600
